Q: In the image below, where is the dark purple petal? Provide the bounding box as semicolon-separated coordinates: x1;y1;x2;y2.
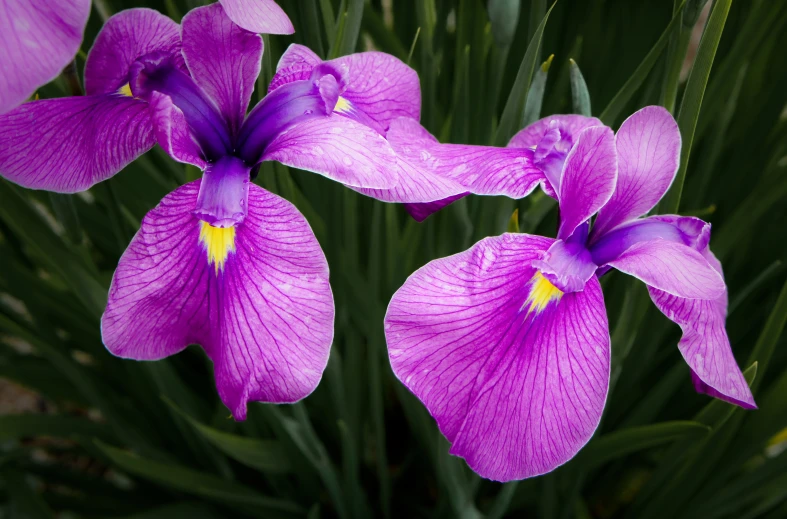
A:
182;3;262;136
102;181;333;420
0;0;90;113
218;0;294;35
556;126;617;240
261;114;399;189
404;193;470;222
237;77;339;164
605;240;725;300
592;106;681;238
386;117;544;199
194;155;251;227
147;91;207;168
85;8;183;96
0;95;153;192
385;233;610;481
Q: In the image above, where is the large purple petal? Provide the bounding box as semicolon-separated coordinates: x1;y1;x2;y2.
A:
353;155;466;204
0;0;90;113
85;8;183;96
386;117;544;199
261;114;398;189
218;0;294;35
508;114;602;150
386;233;610;481
557;126;617;240
649;249;755;409
0;95;153;192
592;106;681;238
182;3;262;136
605;239;725;300
102;181;333;420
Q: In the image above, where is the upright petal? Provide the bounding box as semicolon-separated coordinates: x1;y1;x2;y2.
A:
0;95;153;192
0;0;90;113
85;8;183;96
557;126;617;240
386;233;610;481
604;240;725;300
146;91;207;168
102;181;334;419
261;114;399;189
218;0;294;35
182;3;263;136
592;106;681;238
269;44;321;92
508;114;602;150
386;117;544;199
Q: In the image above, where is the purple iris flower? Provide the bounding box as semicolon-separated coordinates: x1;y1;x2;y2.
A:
0;0;91;113
384;106;755;481
0;3;429;419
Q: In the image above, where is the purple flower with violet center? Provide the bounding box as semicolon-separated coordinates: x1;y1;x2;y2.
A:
384;106;755;481
0;0;91;113
0;2;419;419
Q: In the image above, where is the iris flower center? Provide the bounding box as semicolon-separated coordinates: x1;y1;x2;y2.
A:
524;272;563;314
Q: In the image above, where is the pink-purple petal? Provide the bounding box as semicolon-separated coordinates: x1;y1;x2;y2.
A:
182;3;262;136
85;8;183;96
592;106;681;238
353;155;467;204
508;114;602;150
605;240;725;300
403;194;469;222
386;117;544;199
147;91;207;168
386;233;610;481
102;181;333;420
0;0;91;113
269;44;321;93
262;114;399;189
557;126;617;240
218;0;294;35
0;95;154;192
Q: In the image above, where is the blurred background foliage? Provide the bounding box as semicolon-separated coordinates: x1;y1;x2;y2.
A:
1;0;786;517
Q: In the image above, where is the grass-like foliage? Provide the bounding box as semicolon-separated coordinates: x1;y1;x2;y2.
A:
1;0;786;517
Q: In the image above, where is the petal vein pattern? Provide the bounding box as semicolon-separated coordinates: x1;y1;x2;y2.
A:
385;233;610;481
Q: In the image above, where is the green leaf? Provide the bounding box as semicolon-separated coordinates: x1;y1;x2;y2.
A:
507;209;520;233
493;1;556;145
599;0;687;126
522;54;554;126
119;503;222;519
576;421;710;470
1;469;55;519
745;275;787;393
0;414;114;443
94;441;303;517
488;0;522;48
569;58;592;116
660;0;733;213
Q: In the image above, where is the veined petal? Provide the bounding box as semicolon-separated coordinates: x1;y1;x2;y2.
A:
182;3;262;136
85;8;183;96
0;0;91;113
261;114;399;189
147;91;207;168
0;95;153;192
508;114;602;150
605;239;725;300
557;126;617;240
102;181;333;420
269;44;321;93
218;0;294;35
385;233;610;481
353;155;467;205
386;117;544;199
592;106;681;238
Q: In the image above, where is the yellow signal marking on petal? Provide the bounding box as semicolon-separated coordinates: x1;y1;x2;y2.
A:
524;272;563;314
334;96;351;113
199;222;236;274
118;83;133;97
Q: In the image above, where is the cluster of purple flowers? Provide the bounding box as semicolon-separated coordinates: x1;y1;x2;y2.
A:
0;0;753;481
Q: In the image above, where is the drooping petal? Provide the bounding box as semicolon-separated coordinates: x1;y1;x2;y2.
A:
386;117;544;199
508;114;602;150
604;239;725;300
261;114;399;189
102;181;333;420
385;233;610;481
648;252;755;409
146;91;207;168
182;3;262;136
85;8;183;96
218;0;294;34
557;126;617;240
0;95;153;192
592;106;681;238
0;0;91;113
403;193;470;222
